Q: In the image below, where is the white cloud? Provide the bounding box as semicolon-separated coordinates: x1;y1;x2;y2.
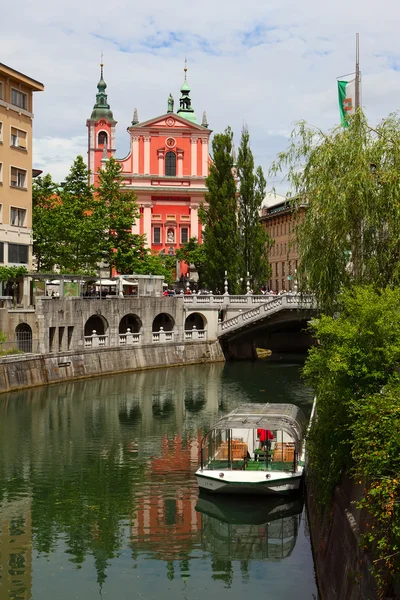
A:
2;0;400;188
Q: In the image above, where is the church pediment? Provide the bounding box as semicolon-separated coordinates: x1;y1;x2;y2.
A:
129;113;210;132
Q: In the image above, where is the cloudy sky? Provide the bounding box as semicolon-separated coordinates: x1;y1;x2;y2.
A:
1;0;400;192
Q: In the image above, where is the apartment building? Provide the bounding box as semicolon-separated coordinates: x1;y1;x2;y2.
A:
260;199;306;292
0;63;44;274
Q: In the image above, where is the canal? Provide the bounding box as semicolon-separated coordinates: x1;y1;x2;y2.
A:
0;356;318;600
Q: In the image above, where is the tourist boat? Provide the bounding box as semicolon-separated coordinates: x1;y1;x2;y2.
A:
195;492;304;560
195;403;307;495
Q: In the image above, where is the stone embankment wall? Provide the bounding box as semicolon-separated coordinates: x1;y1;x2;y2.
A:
0;341;224;394
307;476;378;600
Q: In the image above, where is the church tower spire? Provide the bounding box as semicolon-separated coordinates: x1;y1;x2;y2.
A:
90;60;114;121
86;59;117;185
177;59;198;124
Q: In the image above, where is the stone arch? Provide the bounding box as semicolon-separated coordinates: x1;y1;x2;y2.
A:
152;313;175;332
15;323;32;353
184;312;206;331
84;314;109;336
119;314;142;334
98;130;108;147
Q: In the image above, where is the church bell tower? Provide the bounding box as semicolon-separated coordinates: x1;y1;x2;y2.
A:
86;61;117;184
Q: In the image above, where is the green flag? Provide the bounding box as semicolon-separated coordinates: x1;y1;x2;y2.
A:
338;79;355;127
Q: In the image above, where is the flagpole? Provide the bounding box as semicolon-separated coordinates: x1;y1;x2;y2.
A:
355;33;360;109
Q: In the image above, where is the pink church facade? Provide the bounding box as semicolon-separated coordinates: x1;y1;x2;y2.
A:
86;64;212;278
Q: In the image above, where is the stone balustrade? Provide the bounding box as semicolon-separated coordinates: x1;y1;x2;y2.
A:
219;294;316;336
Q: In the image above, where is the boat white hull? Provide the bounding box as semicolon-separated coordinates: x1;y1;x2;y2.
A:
196;468;304;496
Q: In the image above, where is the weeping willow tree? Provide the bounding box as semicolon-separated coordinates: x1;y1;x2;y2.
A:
270;110;400;312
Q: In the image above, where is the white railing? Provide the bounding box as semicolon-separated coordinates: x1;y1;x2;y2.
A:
219;294;316;335
152;328;175;343
182;294;289;307
84;331;109;348
184;328;207;341
119;331;141;345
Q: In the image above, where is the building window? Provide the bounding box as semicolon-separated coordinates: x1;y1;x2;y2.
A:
153;227;161;244
275;263;278;276
10;207;26;227
181;227;188;244
282;262;285;276
0;242;4;263
98;131;108;147
8;243;28;264
165;151;176;176
11;89;27;110
0;82;3;100
10;127;27;149
0;163;2;184
10;167;27;189
0;122;3;142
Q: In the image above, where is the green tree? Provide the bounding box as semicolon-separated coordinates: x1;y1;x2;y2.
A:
96;158;142;275
270;111;400;312
305;285;400;594
237;128;271;292
32;174;60;271
175;237;206;287
57;156;100;273
200;127;241;293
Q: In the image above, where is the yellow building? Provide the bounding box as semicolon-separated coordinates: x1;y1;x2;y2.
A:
0;63;44;273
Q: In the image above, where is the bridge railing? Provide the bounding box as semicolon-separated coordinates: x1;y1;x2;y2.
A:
219;294;316;335
182;294;290;307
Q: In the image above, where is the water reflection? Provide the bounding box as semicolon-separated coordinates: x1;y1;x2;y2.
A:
0;360;317;600
196;493;304;560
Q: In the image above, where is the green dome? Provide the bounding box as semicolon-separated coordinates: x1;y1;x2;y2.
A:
90;107;114;121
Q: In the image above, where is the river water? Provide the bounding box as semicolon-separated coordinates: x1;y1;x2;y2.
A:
0;356;318;600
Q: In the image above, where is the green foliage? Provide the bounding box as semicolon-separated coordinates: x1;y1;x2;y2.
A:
32;174;60;271
270;111;400;313
176;237;206;287
57;156;101;272
351;383;400;591
200;127;241;293
237;128;271;291
96;158;141;274
305;285;400;594
0;266;28;281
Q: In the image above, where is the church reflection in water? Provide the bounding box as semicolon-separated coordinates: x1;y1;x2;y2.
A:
196;493;304;561
0;362;315;597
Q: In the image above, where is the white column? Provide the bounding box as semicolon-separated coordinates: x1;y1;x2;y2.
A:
143;204;152;247
191;138;198;176
132;136;140;174
190;202;199;239
177;150;184;177
144;135;151;174
157;149;164;176
201;138;209;177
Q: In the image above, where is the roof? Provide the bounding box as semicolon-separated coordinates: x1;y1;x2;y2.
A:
0;63;44;91
211;403;306;443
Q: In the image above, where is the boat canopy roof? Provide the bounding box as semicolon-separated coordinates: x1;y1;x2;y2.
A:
211;403;306;445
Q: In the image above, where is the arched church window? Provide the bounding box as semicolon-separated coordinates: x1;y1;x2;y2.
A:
98;131;108;147
165;151;176;177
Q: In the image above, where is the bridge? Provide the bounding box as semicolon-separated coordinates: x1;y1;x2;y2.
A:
217;294;317;359
0;293;317;359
